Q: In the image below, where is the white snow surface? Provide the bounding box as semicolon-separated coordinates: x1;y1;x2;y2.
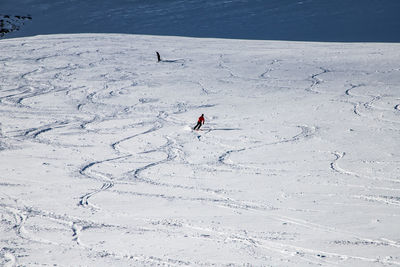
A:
0;34;400;266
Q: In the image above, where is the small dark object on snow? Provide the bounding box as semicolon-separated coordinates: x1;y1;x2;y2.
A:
156;51;161;62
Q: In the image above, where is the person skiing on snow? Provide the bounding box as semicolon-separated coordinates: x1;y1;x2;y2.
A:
156;51;161;62
193;114;205;130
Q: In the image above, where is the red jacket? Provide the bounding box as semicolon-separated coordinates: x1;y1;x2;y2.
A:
198;116;205;124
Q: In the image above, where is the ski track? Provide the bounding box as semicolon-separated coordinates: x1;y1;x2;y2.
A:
182;220;400;266
22;120;70;139
184;201;400;266
260;59;281;78
78;154;132;208
77;87;217;210
344;83;365;116
218;54;277;83
330;151;400;184
2;200;399;267
344;83;400;125
71;222;83;245
0;202;192;266
1;205;59;246
194;195;400;259
218;125;316;167
196;81;211;95
128;137;227;194
111;123;162;153
306;67;330;94
353;195;400;207
1;251;17;267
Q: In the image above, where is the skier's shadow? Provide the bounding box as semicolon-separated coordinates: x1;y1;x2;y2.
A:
156;51;184;63
160;59;185;63
202;128;241;133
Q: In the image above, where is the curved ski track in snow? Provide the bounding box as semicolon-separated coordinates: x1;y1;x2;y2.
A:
330;151;400;184
305;67;330;94
182;222;400;266
344;83;400;126
78;154;133;208
0;200;192;265
218;125;317;167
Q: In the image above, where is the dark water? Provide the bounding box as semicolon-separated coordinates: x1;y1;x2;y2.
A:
2;0;400;42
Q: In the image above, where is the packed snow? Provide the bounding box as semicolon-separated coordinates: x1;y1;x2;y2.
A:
0;34;400;266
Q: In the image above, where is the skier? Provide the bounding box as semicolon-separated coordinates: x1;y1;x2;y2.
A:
156;51;161;62
193;114;205;130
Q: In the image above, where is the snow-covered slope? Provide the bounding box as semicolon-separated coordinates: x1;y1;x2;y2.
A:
0;33;399;266
1;0;400;42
